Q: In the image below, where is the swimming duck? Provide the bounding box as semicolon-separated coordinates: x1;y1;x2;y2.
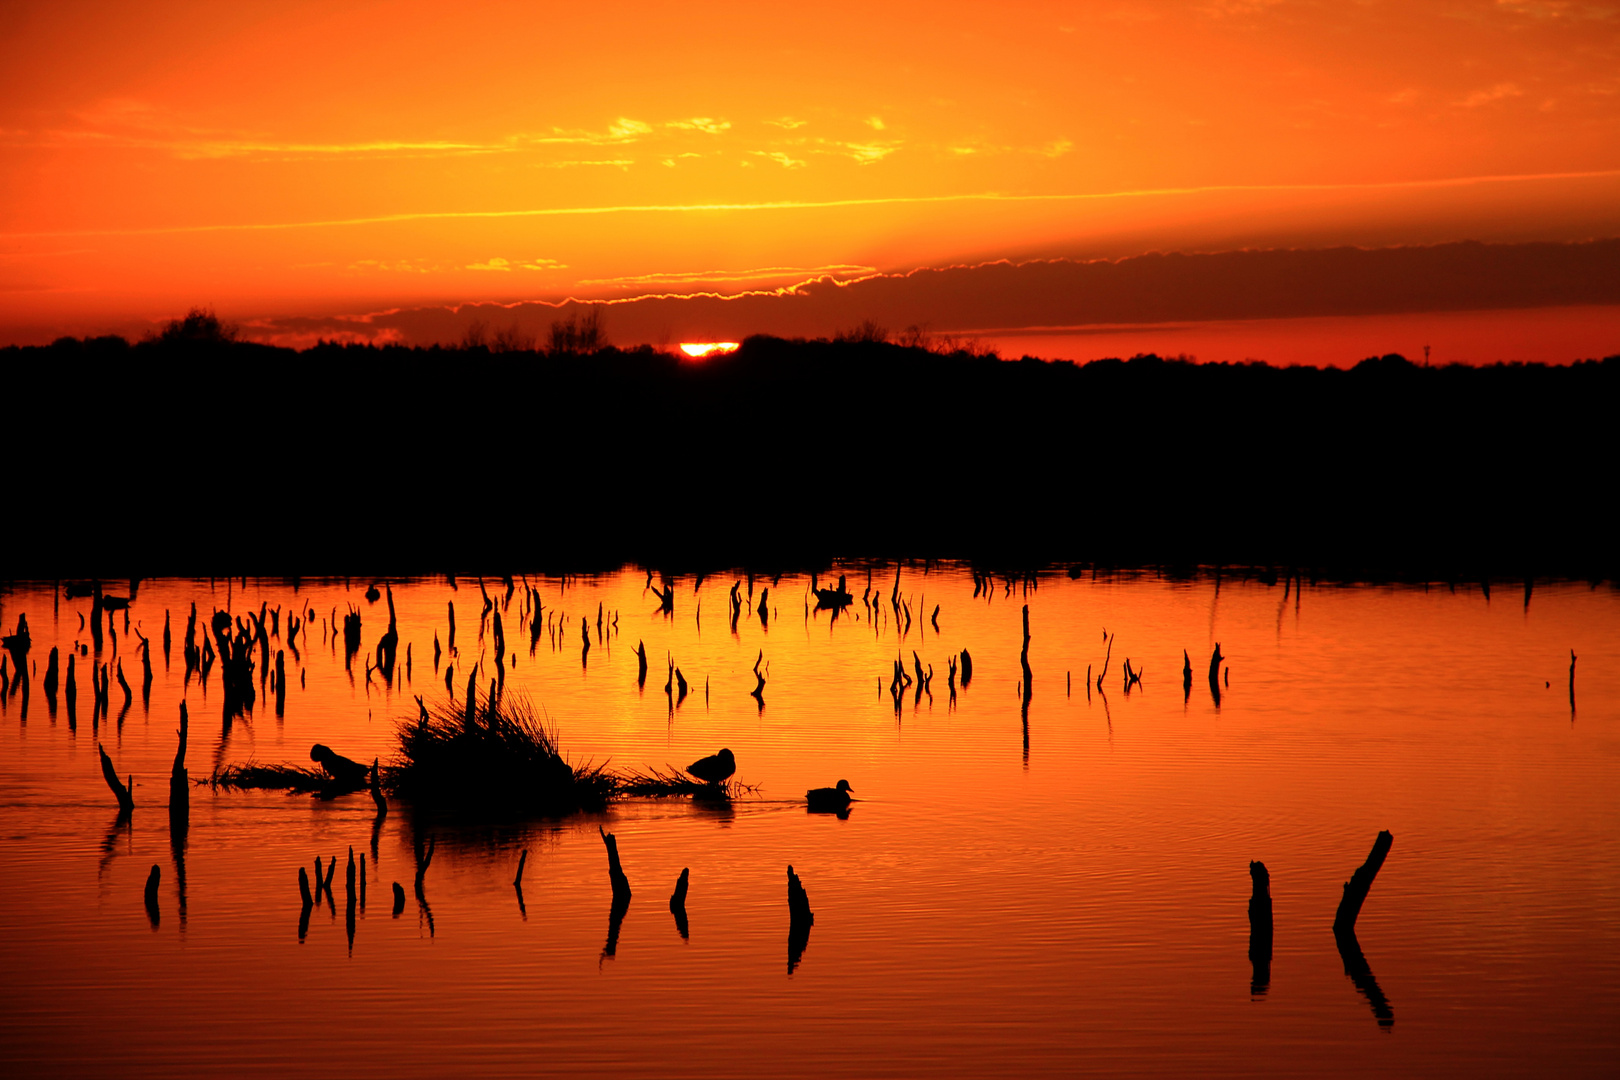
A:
686;748;736;785
806;779;854;812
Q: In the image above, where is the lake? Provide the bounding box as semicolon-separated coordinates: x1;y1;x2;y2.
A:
1;567;1616;1077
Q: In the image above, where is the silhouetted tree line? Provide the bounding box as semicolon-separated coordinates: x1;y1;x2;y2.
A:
5;327;1616;580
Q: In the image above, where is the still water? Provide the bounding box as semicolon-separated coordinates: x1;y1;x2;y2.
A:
1;568;1616;1078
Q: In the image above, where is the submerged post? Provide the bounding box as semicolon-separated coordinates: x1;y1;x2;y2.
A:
99;744;134;812
1334;830;1394;934
600;825;632;902
670;867;690;939
169;701;189;835
1569;649;1577;713
144;864;161;927
1248;860;1273;995
787;864;813;927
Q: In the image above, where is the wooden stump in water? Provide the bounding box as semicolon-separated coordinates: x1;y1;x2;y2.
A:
669;867;689;910
1334;830;1393;934
99;744;134;812
391;882;406;916
169;701;189;835
600;826;631;902
787;864;813;926
788;865;814;974
144;864;161;927
1248;861;1273;995
670;867;690;939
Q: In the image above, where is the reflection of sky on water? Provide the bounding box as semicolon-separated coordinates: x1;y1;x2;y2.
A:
0;568;1616;1076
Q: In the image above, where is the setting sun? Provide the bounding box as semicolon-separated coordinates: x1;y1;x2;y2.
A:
680;341;740;358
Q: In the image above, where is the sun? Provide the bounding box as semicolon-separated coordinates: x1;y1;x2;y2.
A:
680;342;740;358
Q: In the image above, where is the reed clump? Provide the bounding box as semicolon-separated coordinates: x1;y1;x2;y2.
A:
392;691;615;814
615;764;756;800
205;761;331;793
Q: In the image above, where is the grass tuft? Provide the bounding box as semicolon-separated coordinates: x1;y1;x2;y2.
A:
392;690;616;814
204;761;332;793
615;764;756;801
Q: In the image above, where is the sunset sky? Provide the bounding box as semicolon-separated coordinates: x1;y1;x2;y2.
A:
3;0;1618;360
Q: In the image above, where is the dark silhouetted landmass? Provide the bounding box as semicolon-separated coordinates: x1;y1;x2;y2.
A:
3;332;1615;580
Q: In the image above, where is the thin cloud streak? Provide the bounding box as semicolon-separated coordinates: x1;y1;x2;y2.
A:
579;264;876;287
9;168;1620;239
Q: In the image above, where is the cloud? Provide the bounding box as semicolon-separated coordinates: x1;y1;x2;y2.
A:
1199;0;1287;17
866;116;886;130
13;168;1620;239
579;263;875;287
665;118;731;134
816;139;898;164
1457;82;1525;108
1494;0;1615;17
765;117;808;129
467;256;567;271
251;239;1620;349
540;159;635;169
751;150;807;168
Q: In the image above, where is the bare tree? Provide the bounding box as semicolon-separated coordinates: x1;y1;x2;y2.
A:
491;323;536;353
833;319;888;344
156;307;238;345
548;307;606;354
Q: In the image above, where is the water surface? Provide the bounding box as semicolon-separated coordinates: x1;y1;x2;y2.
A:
1;568;1616;1077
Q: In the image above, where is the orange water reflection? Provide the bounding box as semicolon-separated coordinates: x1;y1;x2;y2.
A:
0;568;1616;1077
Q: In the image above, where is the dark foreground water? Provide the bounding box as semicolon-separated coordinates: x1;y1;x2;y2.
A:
1;568;1616;1077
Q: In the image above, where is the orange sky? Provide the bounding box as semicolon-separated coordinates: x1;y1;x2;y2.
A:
2;0;1618;355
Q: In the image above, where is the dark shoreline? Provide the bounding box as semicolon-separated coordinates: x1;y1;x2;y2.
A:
6;334;1615;582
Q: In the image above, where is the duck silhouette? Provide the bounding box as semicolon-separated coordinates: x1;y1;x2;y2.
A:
310;743;371;787
806;779;854;813
686;748;735;785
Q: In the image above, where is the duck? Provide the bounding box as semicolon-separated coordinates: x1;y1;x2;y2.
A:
806;779;854;813
686;748;736;785
310;743;371;787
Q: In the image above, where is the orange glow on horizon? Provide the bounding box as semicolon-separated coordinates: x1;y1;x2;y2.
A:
0;1;1616;355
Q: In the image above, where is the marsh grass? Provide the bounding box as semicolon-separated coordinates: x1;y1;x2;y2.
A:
204;762;331;793
392;690;615;814
615;764;757;801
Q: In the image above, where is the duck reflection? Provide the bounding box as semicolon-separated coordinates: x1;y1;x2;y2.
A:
1335;927;1394;1027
